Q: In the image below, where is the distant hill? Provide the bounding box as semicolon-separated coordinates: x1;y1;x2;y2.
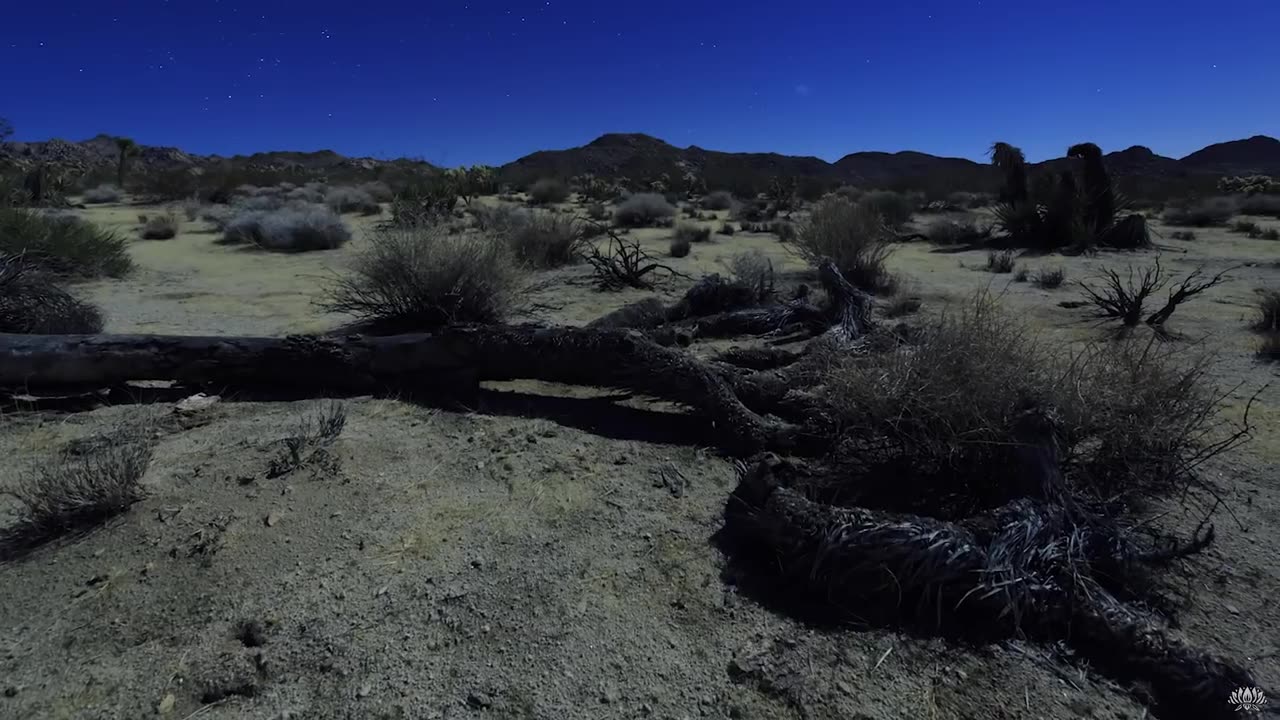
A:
3;131;1276;199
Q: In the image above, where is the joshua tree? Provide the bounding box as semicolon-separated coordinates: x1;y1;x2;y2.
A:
114;137;138;189
1068;142;1115;236
990;142;1029;206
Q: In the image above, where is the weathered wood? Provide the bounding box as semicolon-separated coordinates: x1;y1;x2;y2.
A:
0;325;800;454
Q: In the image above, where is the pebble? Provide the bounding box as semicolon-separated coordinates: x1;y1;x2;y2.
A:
466;692;492;709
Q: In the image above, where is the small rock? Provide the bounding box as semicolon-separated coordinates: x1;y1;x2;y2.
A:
4;686;17;698
175;393;220;415
466;692;492;709
1224;602;1241;615
356;683;371;698
265;512;280;527
157;693;175;714
836;680;854;695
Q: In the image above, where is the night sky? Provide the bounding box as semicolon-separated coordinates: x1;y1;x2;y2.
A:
3;1;1277;166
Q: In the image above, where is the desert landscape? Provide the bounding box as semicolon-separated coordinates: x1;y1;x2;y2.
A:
1;126;1279;720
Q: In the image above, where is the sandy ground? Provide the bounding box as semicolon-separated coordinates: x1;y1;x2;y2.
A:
1;197;1277;719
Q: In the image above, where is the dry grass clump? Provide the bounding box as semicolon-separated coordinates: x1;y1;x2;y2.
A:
718;222;736;236
0;254;104;333
586;202;610;221
180;198;202;221
82;184;122;204
794;196;895;293
857;190;915;228
268;402;347;478
360;181;394;203
1237;193;1280;217
925;217;985;245
222;205;351;252
528;178;569;205
986;250;1017;273
504;210;583;268
285;183;327;204
1161;197;1237;227
725;249;775;300
669;236;691;258
700;190;735;211
140;212;180;240
673;222;711;245
325;186;382;215
1033;267;1066;289
323;224;523;333
0;208;132;278
614;193;676;227
1254;289;1280;332
0;430;152;559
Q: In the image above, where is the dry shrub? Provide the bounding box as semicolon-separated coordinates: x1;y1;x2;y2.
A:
504;210;583;268
586;202;610;221
701;190;735;211
669;236;691;258
1;430;152;559
1161;197;1236;227
925;217;985;245
470;203;528;234
718;222;736;236
821;293;1238;511
286;184;326;204
1237;194;1280;217
82;184;122;204
857;190;914;228
322;224;522;333
528;178;569;205
223;205;351;252
986;250;1016;273
1033;267;1066;289
0;208;132;278
771;220;796;242
180;198;201;221
268;402;347;478
0;254;104;333
1259;333;1280;361
232;194;287;212
674;222;711;244
794;196;895;293
361;181;394;203
725;249;774;299
615;193;676;227
140;213;180;240
325;186;381;215
1254;289;1280;332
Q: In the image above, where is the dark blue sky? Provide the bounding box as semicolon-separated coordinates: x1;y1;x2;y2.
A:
3;1;1277;167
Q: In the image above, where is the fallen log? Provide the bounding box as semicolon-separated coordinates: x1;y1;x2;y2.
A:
0;325;805;455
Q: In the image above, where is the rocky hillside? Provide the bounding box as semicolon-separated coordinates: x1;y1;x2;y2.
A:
1179;135;1280;174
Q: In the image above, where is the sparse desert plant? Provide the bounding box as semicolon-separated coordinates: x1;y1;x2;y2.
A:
771;220;796;242
140;213;180;240
924;217;986;245
0;208;132;278
857;190;914;228
614;193;676;227
267;401;347;478
1253;289;1280;332
718;222;736;236
1168;230;1197;241
471;203;529;234
726;249;775;300
180;198;201;221
528;178;569;206
323;224;523;332
1237;193;1280;217
701;190;734;211
1078;259;1230;328
1033;268;1066;289
987;250;1017;274
201;206;232;231
669;235;691;258
0;430;152;559
82;184;122;204
504;211;583;268
325;186;382;215
232;194;287;212
1161;197;1237;227
1231;219;1262;237
1263;228;1280;241
586;202;610;221
673;222;711;244
360;181;395;203
222;205;351;252
1013;268;1030;282
584;231;682;290
832;186;863;203
285;184;326;204
794;196;895;293
0;254;104;333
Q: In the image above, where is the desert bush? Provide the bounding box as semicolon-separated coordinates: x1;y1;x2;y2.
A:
832;186;863;203
232;194;287;212
1231;219;1262;236
1263;228;1280;240
771;220;797;242
323;224;522;333
733;197;773;223
1259;333;1280;361
180;198;201;221
669;236;691;258
1254;289;1280;332
471;203;528;234
0;430;152;559
701;190;735;211
1162;197;1237;227
726;249;774;299
1033;268;1066;289
285;184;326;204
857;190;914;228
325;186;381;215
504;211;583;268
1013;268;1030;282
222;205;351;252
82;184;122;204
586;202;610;221
1168;230;1197;241
986;250;1016;273
0;254;104;333
201;206;232;231
925;217;984;245
361;181;395;203
1079;259;1229;328
794;197;894;293
718;222;736;236
268;401;347;478
140;213;180;240
584;233;680;289
614;193;676;227
0;208;132;278
1237;193;1280;217
674;222;711;245
528;178;569;205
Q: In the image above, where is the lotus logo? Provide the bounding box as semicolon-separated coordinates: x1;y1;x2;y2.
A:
1229;687;1267;713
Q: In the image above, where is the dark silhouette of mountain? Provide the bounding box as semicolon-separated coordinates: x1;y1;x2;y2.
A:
1179;135;1280;174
